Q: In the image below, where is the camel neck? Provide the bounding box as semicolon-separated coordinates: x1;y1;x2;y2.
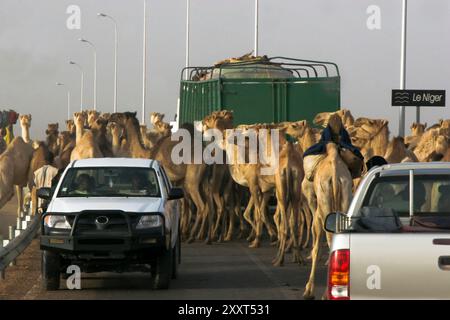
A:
21;126;30;143
75;123;84;144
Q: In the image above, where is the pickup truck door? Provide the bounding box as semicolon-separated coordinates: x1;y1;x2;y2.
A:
349;233;450;299
159;166;180;248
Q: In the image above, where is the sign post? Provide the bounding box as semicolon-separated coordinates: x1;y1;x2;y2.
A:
392;89;446;126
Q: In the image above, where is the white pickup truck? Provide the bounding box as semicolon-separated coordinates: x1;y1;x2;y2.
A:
325;162;450;300
37;158;183;290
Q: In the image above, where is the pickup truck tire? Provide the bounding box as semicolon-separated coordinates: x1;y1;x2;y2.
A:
151;246;173;289
172;234;180;279
42;250;60;291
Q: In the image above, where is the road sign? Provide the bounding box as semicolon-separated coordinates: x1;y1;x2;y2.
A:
392;89;446;107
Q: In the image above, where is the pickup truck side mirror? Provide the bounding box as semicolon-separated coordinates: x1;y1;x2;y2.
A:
37;187;52;201
324;212;346;233
168;187;184;200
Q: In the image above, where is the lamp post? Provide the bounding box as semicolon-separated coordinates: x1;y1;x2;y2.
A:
254;0;259;56
142;0;148;125
69;61;84;111
399;0;407;136
56;82;71;120
79;38;98;111
98;13;118;113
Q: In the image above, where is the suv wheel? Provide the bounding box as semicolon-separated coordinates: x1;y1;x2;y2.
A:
42;250;61;291
151;245;173;289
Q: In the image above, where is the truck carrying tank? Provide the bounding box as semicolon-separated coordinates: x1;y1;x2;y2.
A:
178;56;340;126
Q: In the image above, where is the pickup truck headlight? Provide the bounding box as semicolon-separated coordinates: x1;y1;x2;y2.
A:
136;215;163;229
44;215;71;229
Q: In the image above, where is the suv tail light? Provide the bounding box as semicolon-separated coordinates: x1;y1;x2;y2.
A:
327;249;350;300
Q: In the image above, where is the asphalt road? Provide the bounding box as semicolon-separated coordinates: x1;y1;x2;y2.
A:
0;198;327;300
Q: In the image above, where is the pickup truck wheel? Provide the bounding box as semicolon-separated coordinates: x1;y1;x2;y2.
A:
151;246;173;289
42;250;61;291
172;236;180;279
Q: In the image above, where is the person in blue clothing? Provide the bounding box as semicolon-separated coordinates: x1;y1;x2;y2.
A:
303;113;364;181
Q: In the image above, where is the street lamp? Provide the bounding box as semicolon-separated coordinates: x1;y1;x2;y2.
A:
56;82;71;120
98;13;118;113
69;60;84;111
79;38;98;111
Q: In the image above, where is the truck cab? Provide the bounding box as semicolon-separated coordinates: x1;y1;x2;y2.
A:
326;162;450;300
38;158;183;290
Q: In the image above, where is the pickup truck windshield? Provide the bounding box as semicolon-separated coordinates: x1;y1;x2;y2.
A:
363;175;450;217
57;167;161;198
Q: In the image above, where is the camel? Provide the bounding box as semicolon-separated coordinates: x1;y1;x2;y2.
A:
384;136;418;163
70;112;103;161
46;123;59;156
0;137;34;214
405;122;426;151
150;112;165;126
348;118;389;159
203;111;305;265
108;122;129;157
66;120;76;135
414;128;448;162
303;115;353;300
19;114;32;144
87;110;100;128
91;118;113;157
28;141;54;214
0;128;6;155
202;114;277;247
110;112;210;243
283;120;318;151
313;109;355;129
55;131;75;169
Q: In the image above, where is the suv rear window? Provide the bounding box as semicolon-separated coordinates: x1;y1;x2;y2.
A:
57;167;161;198
363;174;450;217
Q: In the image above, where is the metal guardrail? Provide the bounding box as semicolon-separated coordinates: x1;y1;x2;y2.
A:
0;202;41;279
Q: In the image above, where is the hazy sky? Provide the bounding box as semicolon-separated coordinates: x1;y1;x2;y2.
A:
1;0;450;139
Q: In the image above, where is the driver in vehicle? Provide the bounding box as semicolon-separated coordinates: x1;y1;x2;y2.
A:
72;173;94;195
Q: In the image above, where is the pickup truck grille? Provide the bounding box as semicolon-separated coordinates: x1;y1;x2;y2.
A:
73;212;138;235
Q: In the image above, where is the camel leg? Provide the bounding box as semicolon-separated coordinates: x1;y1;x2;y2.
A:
272;194;288;267
302;205;313;249
303;215;323;300
248;184;262;248
224;206;235;241
243;197;256;241
31;187;37;216
260;192;277;242
289;204;303;264
211;191;225;242
15;186;23;218
186;187;206;243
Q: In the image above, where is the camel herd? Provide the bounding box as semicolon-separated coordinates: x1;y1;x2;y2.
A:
0;108;449;299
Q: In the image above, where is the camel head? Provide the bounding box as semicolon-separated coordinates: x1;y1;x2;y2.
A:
57;131;73;148
352;118;389;139
153;121;172;135
411;122;426;136
87;110;100;127
91;118;108;133
19;114;32;128
46;123;59;136
314;109;354;129
202;110;234;133
283;120;308;139
110;112;137;127
435;135;448;156
100;113;111;122
66;119;75;133
337;109;355;127
328;113;343;136
74;112;86;128
150;112;165;126
108;122;124;139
